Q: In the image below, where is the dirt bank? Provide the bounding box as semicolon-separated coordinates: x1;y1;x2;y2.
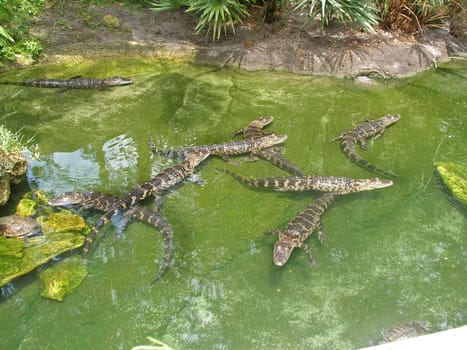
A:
26;2;467;77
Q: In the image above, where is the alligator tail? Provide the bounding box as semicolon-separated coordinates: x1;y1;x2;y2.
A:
346;146;401;179
217;168;274;187
150;215;174;283
257;150;304;176
0;81;25;86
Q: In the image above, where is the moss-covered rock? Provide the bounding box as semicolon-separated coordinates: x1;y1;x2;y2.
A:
16;198;38;217
103;14;120;29
39;212;88;234
434;162;467;206
39;256;88;302
0;232;86;287
0;190;90;288
0;125;38;206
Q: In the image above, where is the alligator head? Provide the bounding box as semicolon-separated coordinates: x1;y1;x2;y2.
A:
184;150;210;168
48;192;83;207
250;116;274;128
261;133;288;147
357;177;394;191
381;113;401;126
273;236;296;266
103;76;134;86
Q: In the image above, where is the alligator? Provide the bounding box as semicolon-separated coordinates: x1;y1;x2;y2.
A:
49;191;174;282
231;117;304;176
231;116;275;140
219;168;393;194
268;193;336;266
149;133;288;159
0;76;133;94
83;150;209;254
381;321;429;343
331;114;401;178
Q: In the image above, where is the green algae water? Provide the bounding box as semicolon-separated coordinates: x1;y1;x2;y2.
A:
0;58;465;349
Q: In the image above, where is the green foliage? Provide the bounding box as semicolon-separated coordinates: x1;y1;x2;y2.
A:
149;0;252;40
0;125;35;154
0;0;46;65
292;0;380;33
0;125;38;181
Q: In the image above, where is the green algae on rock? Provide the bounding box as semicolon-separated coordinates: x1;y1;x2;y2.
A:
0;191;90;287
434;162;467;206
15;198;38;217
39;256;88;302
39;212;88;234
0;232;86;287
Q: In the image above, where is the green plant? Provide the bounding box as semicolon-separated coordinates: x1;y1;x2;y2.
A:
292;0;380;32
0;125;38;177
149;0;253;40
0;0;47;64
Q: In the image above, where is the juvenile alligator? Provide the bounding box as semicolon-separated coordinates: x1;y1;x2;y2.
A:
231;117;304;176
149;133;287;159
49;191;174;282
0;76;133;93
268;193;336;266
83;150;210;254
331;114;401;177
220;168;393;194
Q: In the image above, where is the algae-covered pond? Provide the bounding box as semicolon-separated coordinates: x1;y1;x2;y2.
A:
0;58;466;349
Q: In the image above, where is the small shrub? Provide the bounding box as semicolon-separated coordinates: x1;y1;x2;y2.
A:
292;0;380;33
149;0;253;40
0;0;47;65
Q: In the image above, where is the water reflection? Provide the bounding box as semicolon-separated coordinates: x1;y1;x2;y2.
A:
27;147;101;193
27;133;140;194
102;134;139;189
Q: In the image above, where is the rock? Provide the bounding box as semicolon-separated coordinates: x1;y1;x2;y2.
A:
0;191;90;287
0;151;28;205
0;232;86;287
39;256;87;302
434;162;467;206
0;179;10;206
102;14;120;29
39;211;88;234
354;76;377;86
16;198;37;217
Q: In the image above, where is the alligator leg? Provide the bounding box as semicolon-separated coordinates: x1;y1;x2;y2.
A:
317;224;326;243
357;135;368;149
298;242;315;266
153;194;163;211
264;228;280;236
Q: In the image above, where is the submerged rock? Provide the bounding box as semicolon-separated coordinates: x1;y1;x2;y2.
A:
16;198;38;217
0;232;86;287
434;162;467;206
39;256;88;302
39;211;88;234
